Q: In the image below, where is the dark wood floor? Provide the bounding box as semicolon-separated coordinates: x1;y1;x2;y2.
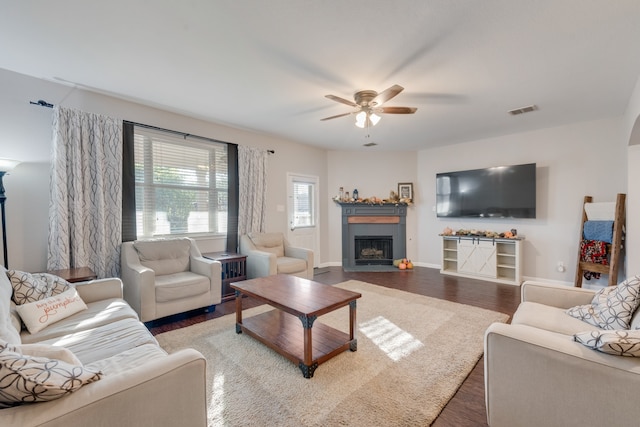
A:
147;266;521;426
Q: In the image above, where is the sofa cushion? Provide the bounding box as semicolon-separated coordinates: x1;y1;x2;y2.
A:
134;238;191;276
249;232;285;257
574;329;640;357
38;318;158;365
85;343;167;375
566;276;640;330
20;298;139;345
276;256;307;275
7;270;72;305
512;301;602;336
0;339;101;408
16;289;88;334
155;272;210;303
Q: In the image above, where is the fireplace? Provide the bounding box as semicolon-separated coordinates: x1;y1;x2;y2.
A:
339;203;407;271
354;235;393;265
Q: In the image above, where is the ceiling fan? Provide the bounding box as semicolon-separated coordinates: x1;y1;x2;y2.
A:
321;84;417;128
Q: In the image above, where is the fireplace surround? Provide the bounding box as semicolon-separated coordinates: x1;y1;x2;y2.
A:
339;203;407;271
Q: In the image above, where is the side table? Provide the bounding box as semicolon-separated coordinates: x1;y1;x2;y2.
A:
46;267;97;283
202;252;247;302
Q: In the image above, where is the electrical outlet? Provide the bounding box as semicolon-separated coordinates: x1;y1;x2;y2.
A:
556;261;566;273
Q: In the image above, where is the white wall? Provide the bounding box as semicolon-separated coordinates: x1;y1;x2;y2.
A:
625;75;640;277
416;117;628;286
326;150;418;265
0;68;328;272
1;66;636;285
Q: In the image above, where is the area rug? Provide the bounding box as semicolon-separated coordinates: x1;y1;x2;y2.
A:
155;280;508;426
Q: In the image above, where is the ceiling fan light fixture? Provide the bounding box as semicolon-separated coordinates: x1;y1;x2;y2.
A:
355;111;367;128
369;113;381;126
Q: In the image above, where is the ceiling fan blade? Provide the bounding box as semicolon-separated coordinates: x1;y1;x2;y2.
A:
372;85;404;106
325;94;357;107
320;112;353;121
379;106;417;114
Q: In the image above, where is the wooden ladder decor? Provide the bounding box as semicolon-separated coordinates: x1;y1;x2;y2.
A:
574;193;625;287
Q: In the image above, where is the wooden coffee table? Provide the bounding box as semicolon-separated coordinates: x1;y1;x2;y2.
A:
231;274;361;378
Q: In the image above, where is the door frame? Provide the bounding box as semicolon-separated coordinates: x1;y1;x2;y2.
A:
286;172;320;267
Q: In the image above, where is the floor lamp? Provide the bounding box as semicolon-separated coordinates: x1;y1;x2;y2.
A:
0;158;21;268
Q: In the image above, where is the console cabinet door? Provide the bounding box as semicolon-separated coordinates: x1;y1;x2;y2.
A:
457;239;497;277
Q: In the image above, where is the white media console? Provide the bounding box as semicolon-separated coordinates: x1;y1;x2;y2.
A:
440;235;523;286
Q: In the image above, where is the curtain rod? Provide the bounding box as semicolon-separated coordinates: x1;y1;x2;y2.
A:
30;100;54;108
29;102;274;153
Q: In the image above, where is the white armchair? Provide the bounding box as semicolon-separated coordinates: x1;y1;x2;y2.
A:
239;232;314;280
120;237;222;322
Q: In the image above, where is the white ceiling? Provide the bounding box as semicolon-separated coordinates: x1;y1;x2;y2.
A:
2;1;640;151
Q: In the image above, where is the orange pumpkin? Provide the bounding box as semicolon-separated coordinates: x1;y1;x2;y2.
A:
398;262;407;270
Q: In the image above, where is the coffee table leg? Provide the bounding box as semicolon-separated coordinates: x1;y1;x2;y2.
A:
349;300;357;351
298;314;317;378
235;290;243;334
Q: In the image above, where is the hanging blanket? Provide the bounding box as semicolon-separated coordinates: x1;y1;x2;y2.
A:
580;239;608;280
583;220;614;243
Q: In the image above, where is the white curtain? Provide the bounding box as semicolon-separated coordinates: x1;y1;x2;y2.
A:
47;106;123;278
238;145;268;235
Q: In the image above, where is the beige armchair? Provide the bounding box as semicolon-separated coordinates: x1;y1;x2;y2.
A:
239;232;314;280
120;237;222;322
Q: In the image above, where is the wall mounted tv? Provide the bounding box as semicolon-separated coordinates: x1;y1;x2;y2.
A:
436;163;536;218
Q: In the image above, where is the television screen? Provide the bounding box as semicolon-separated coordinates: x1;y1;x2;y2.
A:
436;163;536;218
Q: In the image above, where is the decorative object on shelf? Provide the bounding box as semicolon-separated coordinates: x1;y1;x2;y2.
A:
0;158;21;268
398;182;413;203
344;191;350;201
444;229;521;239
339;187;344;201
353;189;359;201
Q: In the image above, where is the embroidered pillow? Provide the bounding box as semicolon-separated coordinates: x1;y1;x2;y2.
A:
15;289;88;334
566;276;640;330
0;340;101;408
574;330;640;357
7;270;72;305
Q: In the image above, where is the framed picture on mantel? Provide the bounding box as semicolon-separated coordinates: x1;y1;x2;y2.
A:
398;182;413;202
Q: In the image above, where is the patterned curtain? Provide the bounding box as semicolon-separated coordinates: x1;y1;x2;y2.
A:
238;145;268;236
47;106;123;278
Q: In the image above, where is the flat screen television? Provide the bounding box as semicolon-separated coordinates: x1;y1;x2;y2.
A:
436;163;536;218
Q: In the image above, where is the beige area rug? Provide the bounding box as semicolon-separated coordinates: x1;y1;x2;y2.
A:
155;280;508;426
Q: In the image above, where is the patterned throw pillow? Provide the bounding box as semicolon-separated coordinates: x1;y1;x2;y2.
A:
574;330;640;357
0;340;102;408
566;276;640;330
6;270;72;305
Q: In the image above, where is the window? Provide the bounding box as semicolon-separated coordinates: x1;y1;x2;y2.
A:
292;180;315;228
133;127;228;238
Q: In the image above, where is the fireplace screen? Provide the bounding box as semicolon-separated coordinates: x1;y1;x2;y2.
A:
354;235;393;265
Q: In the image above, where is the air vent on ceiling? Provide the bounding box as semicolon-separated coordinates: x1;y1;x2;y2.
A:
363;142;378;147
508;104;538;115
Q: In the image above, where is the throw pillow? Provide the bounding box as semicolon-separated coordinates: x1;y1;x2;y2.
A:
0;340;101;408
7;270;72;305
566;276;640;330
15;289;88;334
574;330;640;357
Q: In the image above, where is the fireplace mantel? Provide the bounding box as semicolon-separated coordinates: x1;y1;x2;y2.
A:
339;203;407;271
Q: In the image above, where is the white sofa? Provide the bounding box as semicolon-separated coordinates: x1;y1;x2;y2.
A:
0;266;206;427
121;237;222;322
239;232;314;280
484;280;640;427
